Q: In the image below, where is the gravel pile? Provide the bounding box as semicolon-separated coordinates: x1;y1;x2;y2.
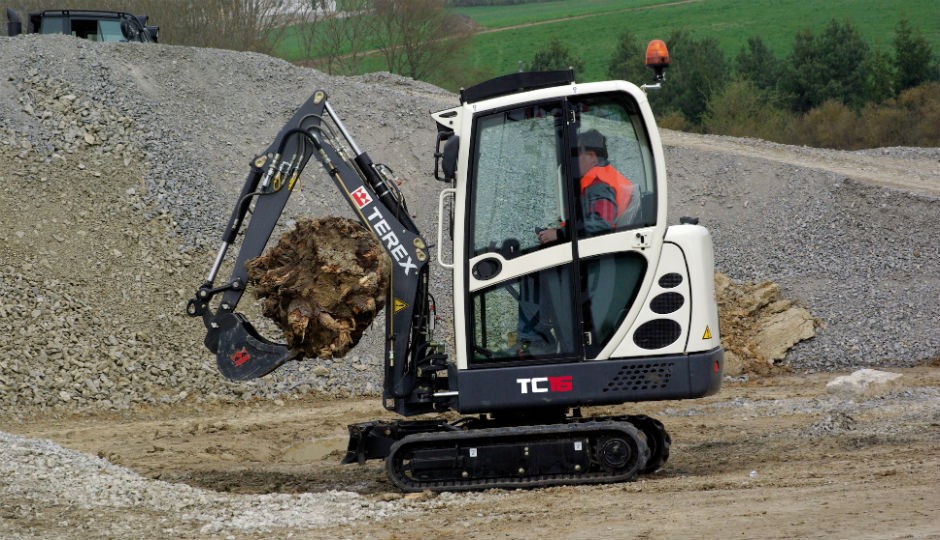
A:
1;34;938;417
0;430;418;537
0;35;453;412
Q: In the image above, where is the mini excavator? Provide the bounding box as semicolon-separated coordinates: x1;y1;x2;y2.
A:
188;40;723;492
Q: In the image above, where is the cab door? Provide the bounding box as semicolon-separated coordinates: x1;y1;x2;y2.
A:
463;101;580;367
568;91;663;359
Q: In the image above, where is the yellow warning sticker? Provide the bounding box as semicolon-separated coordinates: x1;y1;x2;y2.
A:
702;326;712;340
394;298;408;314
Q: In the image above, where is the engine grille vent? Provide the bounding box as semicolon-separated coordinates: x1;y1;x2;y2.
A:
633;319;682;349
658;273;683;288
603;362;675;392
650;292;685;314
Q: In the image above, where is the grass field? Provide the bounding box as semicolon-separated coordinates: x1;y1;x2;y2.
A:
275;0;940;91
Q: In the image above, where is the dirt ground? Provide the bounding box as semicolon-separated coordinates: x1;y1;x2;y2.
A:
4;366;938;539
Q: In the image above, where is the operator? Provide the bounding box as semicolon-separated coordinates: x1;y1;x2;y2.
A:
537;128;634;244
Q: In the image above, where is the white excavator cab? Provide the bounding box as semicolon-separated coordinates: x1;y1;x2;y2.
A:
432;73;721;415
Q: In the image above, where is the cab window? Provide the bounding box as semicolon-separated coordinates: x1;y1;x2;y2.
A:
570;94;657;238
469;103;565;258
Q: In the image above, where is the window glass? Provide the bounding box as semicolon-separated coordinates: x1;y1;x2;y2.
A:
581;253;647;357
99;20;125;42
570;94;657;238
39;16;66;34
470;103;565;257
471;265;577;363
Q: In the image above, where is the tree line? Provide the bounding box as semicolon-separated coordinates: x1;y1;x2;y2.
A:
6;0;291;53
445;0;556;5
530;18;939;149
288;0;474;81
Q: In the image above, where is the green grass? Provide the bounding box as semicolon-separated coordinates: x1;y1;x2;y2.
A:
273;0;940;91
451;0;669;28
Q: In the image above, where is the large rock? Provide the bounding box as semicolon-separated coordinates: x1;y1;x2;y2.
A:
717;274;817;376
826;369;903;397
754;308;817;362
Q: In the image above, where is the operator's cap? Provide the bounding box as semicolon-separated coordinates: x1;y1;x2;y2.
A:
579;129;607;157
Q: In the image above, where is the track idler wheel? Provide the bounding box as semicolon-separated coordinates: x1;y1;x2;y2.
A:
629;415;671;474
593;424;649;478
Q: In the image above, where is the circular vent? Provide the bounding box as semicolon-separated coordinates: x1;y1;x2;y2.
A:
650;292;684;314
633;319;682;350
658;273;683;288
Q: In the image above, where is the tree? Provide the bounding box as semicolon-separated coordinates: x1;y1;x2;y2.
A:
295;0;329;63
529;37;584;73
140;0;291;54
606;30;646;83
301;0;377;75
373;0;474;80
702;80;788;140
648;30;730;125
782;19;870;112
860;46;896;105
735;36;781;92
893;17;938;93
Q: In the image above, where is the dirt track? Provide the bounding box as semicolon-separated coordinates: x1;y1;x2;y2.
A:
4;367;938;539
663;130;940;198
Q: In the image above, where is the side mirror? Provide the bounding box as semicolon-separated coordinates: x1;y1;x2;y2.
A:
434;132;459;182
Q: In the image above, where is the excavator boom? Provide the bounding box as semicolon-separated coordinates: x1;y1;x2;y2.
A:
187;91;444;415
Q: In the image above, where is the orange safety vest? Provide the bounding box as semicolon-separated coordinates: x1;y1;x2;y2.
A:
580;164;633;216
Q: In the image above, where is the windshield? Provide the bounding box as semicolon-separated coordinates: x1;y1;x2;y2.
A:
38;14;134;42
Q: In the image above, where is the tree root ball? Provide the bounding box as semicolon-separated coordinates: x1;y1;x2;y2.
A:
245;217;389;359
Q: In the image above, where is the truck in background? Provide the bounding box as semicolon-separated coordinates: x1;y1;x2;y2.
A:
6;8;158;42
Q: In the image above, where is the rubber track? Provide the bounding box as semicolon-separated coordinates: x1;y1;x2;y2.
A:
386;420;651;492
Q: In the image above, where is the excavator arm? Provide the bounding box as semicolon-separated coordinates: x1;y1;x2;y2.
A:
187;90;445;415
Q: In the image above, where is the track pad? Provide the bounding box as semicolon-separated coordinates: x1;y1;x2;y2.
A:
212;313;299;380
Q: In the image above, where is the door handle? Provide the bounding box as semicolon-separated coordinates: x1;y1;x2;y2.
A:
437;188;456;269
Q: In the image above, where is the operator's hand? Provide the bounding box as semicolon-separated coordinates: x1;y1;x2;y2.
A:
538;228;560;244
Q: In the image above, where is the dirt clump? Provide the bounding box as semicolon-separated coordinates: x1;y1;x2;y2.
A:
246;217;390;358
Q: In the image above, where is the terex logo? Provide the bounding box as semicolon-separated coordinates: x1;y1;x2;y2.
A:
365;205;417;275
351;186;373;209
230;347;251;367
516;375;573;394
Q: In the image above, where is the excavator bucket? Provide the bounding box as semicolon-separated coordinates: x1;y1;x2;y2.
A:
210;312;300;381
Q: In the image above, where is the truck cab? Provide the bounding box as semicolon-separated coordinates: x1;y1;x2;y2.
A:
6;8;159;42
